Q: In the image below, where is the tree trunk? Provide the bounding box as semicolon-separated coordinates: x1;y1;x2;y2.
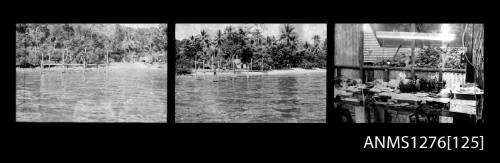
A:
472;24;484;88
39;47;44;69
50;42;55;65
84;47;87;69
250;58;253;71
261;56;263;71
107;49;109;65
63;48;65;67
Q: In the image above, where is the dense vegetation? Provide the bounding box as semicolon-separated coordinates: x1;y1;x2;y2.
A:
370;47;466;69
175;24;327;74
16;24;167;68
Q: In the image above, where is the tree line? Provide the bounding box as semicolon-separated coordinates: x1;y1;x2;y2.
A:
175;24;327;74
16;24;167;68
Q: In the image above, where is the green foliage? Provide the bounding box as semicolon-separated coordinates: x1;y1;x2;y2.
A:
175;24;327;74
16;24;168;67
444;48;466;69
370;47;466;69
415;47;442;68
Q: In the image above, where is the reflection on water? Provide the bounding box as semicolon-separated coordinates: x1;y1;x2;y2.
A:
175;73;326;123
16;68;167;122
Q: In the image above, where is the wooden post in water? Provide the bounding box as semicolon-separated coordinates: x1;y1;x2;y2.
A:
63;49;66;69
50;43;54;65
39;47;44;70
203;59;206;80
107;49;109;66
84;47;87;70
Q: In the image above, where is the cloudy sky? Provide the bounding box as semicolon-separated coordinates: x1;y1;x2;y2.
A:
176;24;327;43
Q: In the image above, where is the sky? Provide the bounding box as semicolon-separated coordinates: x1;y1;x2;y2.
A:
176;24;327;43
120;24;160;29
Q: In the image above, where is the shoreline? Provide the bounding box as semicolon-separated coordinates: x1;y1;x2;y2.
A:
178;68;326;77
16;62;167;72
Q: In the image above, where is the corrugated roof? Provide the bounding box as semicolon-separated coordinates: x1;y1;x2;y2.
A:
364;28;411;63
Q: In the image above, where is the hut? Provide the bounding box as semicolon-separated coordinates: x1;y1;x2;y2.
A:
334;23;484;124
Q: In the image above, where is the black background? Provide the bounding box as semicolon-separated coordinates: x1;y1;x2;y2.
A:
3;1;498;158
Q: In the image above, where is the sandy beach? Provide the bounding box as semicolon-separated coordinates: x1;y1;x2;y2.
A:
16;62;167;72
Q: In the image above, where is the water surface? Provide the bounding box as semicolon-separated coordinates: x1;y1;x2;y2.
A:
175;73;326;123
16;68;167;122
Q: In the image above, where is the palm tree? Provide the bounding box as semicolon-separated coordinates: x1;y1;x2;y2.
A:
278;24;299;68
199;29;209;46
303;41;311;50
312;35;321;48
188;35;195;45
225;25;234;34
311;35;322;56
262;36;275;70
198;29;210;70
289;35;298;51
214;30;224;70
279;24;297;47
250;29;266;70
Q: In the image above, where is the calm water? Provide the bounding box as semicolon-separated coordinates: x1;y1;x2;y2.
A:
16;68;167;122
175;73;326;123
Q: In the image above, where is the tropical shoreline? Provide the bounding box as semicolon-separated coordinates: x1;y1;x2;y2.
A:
16;62;167;72
178;68;326;77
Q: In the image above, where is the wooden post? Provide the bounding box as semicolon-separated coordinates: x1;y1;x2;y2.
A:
39;47;43;69
359;24;365;83
336;66;341;78
439;47;446;82
384;68;389;82
465;25;475;83
50;43;54;65
107;49;109;66
472;24;484;89
63;49;65;68
84;47;87;69
410;23;416;80
366;69;374;82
